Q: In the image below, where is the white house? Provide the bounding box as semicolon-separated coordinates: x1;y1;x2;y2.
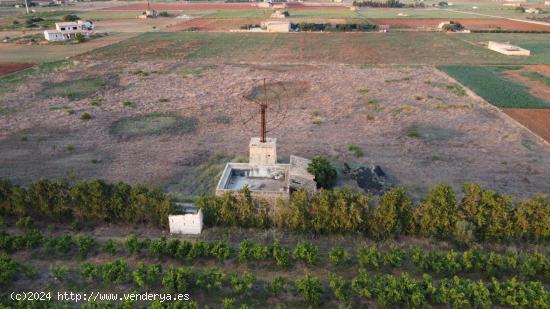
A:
168;206;203;235
43;20;94;42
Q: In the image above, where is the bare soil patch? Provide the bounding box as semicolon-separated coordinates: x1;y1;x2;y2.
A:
504;65;550;102
0;62;33;76
373;18;550;31
503;109;550;143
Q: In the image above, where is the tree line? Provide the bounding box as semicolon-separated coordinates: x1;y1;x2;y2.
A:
0;179;173;227
199;183;550;243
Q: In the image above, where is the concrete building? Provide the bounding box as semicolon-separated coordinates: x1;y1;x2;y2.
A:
168;205;203;235
216;137;316;204
488;41;530;56
43;20;94;42
138;9;158;19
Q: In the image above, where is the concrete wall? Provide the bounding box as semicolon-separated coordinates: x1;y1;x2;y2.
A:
249;137;277;165
169;209;203;235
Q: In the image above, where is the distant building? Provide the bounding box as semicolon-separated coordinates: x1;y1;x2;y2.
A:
138;9;157;19
169;205;203;235
525;8;544;14
43;20;94;42
488;41;530;56
264;21;291;33
216;137;316;204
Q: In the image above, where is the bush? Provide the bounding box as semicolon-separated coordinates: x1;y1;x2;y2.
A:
100;259;129;284
228;271;255;295
307;156;337;189
0;255;19;285
15;216;33;229
292;240;320;265
50;265;70;281
162;267;195;292
158;11;170;17
75;33;85;43
348;144;364;157
268;276;291;295
101;239;119;255
272;240;291;268
133;262;161;288
369;187;414;239
196;267;224;290
328;246;350;266
296;274;324;305
45;235;74;256
80;112;92;120
210;240;231;262
328;273;352;303
75;235;96;259
63;14;80;22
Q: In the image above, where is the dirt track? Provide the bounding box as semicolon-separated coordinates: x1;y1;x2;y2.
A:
504;109;550;144
373;18;550;31
0;62;33;76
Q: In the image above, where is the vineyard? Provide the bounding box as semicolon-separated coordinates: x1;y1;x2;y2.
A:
1;179;550;307
1;226;549;308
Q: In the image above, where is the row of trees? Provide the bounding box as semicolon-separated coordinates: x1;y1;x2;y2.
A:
352;0;405;8
290;23;378;32
65;260;550;308
201;183;550;242
0;179;173;226
4;229;548;283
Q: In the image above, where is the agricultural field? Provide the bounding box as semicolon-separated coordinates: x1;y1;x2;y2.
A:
1;1;550;308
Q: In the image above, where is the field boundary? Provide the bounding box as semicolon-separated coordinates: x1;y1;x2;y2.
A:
437;67;550;148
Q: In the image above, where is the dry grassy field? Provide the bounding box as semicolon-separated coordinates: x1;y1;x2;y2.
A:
2;58;550;200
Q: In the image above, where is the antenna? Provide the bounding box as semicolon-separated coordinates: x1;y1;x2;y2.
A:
239;78;289;142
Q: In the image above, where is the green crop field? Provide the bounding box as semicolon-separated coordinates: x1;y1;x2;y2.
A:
438;65;550;109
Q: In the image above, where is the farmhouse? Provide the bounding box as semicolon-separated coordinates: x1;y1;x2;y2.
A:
43;20;94;42
216;137;316;204
168;205;203;235
488;41;530;56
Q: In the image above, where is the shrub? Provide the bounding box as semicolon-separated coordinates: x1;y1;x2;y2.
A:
125;234;146;254
50;265;70;281
0;255;20;285
348;144;364;157
196;267;224;290
296;274;324;305
268;276;291;295
162;267;195;292
272;240;291;268
307;156;337;189
63;14;80;22
210;240;231;262
45;235;74;256
328;246;350;266
75;32;85;43
228;271;255;295
369;187;414;239
328;272;352;303
75;235;96;259
101;239;119;255
100;259;129;284
80;263;97;282
80;112;92;120
292;240;320;265
158;11;170;17
357;246;380;269
15;216;33;229
133;262;161;288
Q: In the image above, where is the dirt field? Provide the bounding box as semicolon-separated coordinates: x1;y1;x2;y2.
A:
0;62;33;76
373;18;550;31
165;18;263;32
504;65;550;102
2;61;550;200
503;109;550;144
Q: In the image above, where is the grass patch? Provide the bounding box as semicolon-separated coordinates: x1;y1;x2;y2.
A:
438;65;550;109
520;71;550;86
80;113;92;121
178;67;208;78
110;113;198;138
122;101;135;108
405;124;460;141
214;115;232;125
41;77;106;100
348;144;364;157
0;108;16;116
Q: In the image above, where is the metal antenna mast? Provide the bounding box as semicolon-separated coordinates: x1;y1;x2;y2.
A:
260;78;267;143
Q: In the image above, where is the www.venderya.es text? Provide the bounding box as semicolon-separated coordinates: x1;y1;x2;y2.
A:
11;291;190;303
